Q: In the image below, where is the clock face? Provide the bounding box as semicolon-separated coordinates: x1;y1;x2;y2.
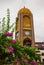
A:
24;30;31;36
25;31;30;35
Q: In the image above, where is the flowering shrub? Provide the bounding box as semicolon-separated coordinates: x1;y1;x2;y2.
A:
0;9;41;65
0;32;41;64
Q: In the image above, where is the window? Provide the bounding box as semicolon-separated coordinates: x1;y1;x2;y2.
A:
42;53;44;56
39;48;44;50
23;16;31;27
43;59;44;62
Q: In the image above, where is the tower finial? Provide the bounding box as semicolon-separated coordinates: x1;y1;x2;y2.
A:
24;6;25;8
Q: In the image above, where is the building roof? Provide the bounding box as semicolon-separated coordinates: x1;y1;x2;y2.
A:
35;42;44;44
18;7;31;14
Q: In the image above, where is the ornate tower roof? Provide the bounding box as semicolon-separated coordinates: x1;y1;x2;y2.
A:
18;7;31;14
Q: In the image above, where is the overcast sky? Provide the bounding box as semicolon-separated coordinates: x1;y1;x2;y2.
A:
0;0;44;42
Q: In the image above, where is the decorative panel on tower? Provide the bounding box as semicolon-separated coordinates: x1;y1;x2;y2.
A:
23;16;31;27
15;7;35;48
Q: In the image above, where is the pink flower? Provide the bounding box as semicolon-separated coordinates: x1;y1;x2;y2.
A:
23;58;27;63
33;61;37;65
6;32;12;36
29;61;33;64
11;39;16;44
8;46;14;52
29;61;37;65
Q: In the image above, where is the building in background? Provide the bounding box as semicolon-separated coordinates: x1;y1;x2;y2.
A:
15;7;35;47
35;42;44;62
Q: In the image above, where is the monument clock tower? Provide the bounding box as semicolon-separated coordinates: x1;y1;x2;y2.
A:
15;7;35;47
